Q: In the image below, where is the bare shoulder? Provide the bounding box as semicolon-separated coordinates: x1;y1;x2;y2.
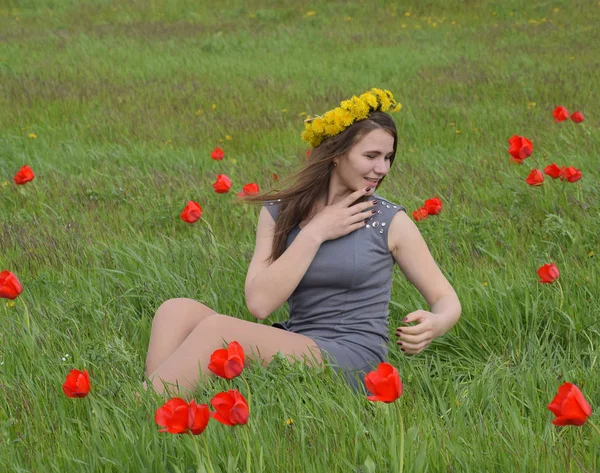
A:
387;209;417;253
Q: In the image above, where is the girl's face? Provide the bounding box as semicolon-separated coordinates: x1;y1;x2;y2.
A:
333;129;394;195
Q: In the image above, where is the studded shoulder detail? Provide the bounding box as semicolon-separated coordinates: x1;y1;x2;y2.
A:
364;195;406;234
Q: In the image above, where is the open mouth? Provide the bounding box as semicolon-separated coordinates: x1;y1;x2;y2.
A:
364;177;380;185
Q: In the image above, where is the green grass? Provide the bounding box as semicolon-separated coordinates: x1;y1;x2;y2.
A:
1;0;599;471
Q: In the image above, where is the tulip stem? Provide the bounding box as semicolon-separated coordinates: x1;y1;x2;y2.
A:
556;280;564;311
243;425;252;473
202;436;217;473
397;402;404;473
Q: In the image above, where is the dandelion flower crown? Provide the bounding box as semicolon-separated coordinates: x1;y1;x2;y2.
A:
301;88;402;148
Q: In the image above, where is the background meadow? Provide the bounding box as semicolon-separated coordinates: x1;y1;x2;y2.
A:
1;0;599;471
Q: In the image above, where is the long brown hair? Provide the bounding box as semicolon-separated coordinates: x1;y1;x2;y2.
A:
240;112;398;263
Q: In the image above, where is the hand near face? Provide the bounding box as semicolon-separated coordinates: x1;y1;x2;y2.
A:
394;310;440;355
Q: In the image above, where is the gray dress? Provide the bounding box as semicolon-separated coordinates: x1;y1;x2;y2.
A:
263;193;406;394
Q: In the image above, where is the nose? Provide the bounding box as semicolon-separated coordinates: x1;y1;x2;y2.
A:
374;157;390;176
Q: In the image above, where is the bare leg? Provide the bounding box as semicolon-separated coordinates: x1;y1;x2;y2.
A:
145;298;218;376
148;314;325;395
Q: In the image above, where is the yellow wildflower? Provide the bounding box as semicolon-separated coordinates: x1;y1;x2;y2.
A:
404;12;410;17
195;109;202;115
225;135;232;141
284;418;294;426
212;104;217;110
361;92;379;109
345;16;351;21
311;118;325;134
28;133;37;139
6;301;15;308
305;11;316;17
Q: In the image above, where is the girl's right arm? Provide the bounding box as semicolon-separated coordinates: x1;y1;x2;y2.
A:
244;206;322;320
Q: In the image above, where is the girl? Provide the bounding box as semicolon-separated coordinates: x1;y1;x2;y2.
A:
145;89;461;394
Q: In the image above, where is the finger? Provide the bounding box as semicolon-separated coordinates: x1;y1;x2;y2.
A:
341;186;373;207
352;208;377;224
402;312;426;325
395;332;427;344
351;199;378;215
396;324;429;336
397;339;428;354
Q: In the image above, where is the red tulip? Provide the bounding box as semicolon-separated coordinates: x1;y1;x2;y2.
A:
180;201;203;223
544;164;564;179
412;207;428;221
237;183;260;197
507;135;533;163
62;369;91;398
570;111;584;123
553;106;569;122
14;165;35;185
210;389;249;426
208;341;245;379
423;197;442;215
548;382;592;426
0;270;23;300
560;166;582;183
364;362;403;403
525;169;544;186
211;147;225;160
537;263;559;284
213;174;232;194
188;400;211;435
155;398;191;434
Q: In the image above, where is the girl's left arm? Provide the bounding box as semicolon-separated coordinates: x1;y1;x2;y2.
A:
388;211;462;354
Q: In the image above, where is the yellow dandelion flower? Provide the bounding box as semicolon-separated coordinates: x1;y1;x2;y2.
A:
325;123;343;136
311;118;325;134
305;11;316;17
455;130;461;134
392;103;402;113
225;135;232;141
482;281;488;286
340;98;355;111
452;20;456;25
281;109;287;113
432;22;438;27
345;16;351;21
361;92;379;109
6;301;15;308
404;12;411;17
230;158;237;164
338;109;354;126
589;251;594;257
2;181;9;187
28;133;37;139
212;104;217;110
284;418;294;425
553;8;559;13
301;129;316;145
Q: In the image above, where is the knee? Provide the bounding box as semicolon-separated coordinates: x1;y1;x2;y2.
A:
152;298;213;328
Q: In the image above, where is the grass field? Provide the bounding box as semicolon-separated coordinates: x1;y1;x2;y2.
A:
1;0;599;471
